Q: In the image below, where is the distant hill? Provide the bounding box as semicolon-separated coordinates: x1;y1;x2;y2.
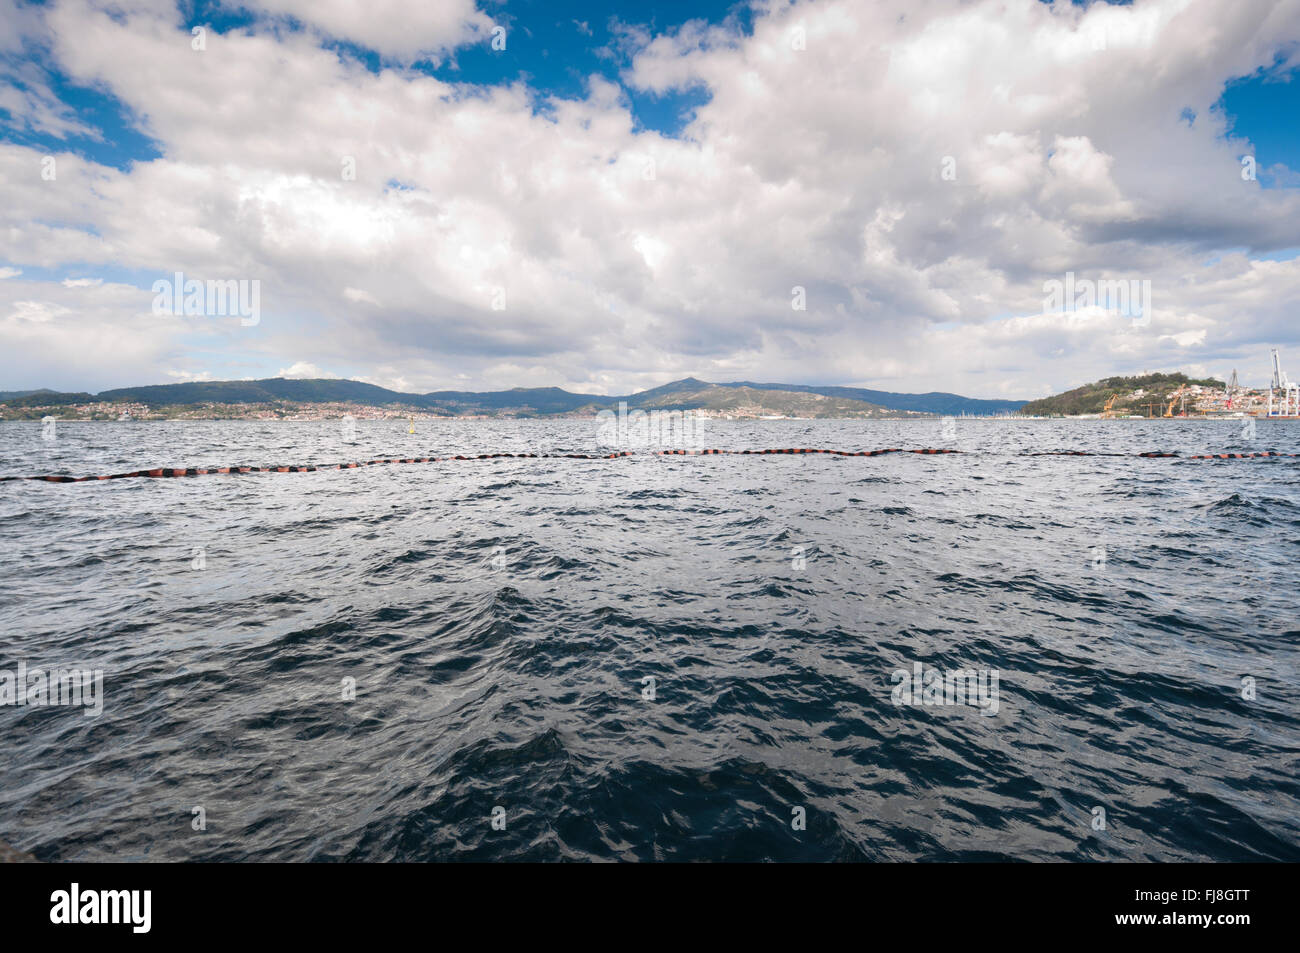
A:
1021;372;1222;416
722;381;1026;415
422;385;612;415
616;383;923;418
0;389;49;401
92;378;616;415
96;378;406;407
2;376;1025;417
3;390;97;408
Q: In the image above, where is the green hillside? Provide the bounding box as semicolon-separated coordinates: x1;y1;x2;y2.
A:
629;384;929;417
0;376;986;418
1021;372;1222;416
4;390;97;408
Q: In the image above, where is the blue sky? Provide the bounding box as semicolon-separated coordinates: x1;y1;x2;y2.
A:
4;0;755;167
2;0;1300;398
1220;63;1300;187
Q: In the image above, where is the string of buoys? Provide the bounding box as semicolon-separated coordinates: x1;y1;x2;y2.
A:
2;448;1297;484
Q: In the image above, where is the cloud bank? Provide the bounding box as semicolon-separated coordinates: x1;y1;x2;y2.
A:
2;0;1299;397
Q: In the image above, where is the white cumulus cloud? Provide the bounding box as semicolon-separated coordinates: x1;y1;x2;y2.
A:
1;0;1298;397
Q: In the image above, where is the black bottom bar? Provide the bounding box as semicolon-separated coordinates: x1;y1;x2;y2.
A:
0;862;1278;941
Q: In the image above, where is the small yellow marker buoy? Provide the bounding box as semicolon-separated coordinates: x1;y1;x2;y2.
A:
408;415;415;434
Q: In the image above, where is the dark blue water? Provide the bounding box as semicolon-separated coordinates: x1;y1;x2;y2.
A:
1;418;1298;861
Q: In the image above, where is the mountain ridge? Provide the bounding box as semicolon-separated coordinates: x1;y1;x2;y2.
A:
0;377;1028;416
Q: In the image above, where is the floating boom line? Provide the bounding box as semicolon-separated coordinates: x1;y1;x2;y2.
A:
3;447;1298;484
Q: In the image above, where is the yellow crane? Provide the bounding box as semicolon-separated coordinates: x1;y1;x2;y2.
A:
1164;387;1184;418
1102;394;1119;418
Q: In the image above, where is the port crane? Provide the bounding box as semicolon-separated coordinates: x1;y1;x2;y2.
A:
1101;394;1119;418
1163;386;1185;418
1268;348;1300;417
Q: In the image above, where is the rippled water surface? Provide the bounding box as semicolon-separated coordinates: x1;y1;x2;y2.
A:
1;418;1298;861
